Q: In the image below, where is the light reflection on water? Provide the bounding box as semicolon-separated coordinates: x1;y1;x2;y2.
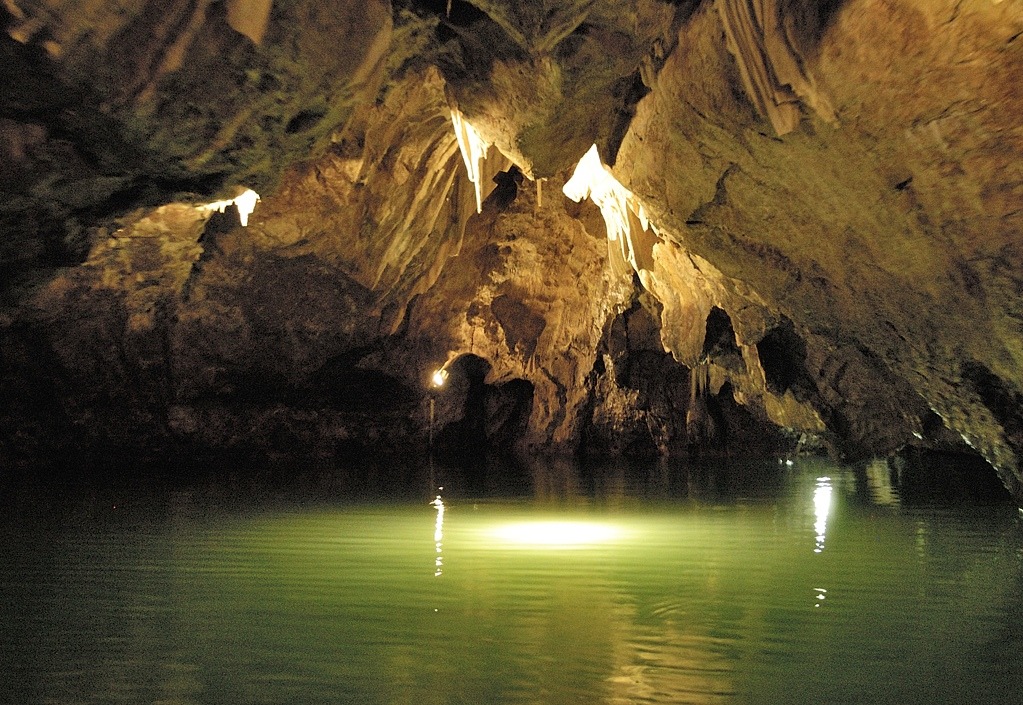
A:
2;455;1023;705
488;519;627;547
431;494;444;576
813;476;832;553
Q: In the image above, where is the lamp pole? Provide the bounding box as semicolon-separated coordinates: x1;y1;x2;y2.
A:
428;365;448;498
429;395;435;450
428;394;435;498
429;366;448;452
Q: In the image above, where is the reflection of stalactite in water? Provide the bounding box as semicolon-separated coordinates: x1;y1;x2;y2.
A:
686;362;716;446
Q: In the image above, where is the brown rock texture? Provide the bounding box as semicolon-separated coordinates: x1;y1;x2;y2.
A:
2;0;1022;500
614;0;1023;495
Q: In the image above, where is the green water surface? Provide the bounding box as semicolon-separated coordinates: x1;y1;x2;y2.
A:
2;456;1021;704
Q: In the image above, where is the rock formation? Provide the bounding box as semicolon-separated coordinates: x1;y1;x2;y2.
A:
2;0;1022;500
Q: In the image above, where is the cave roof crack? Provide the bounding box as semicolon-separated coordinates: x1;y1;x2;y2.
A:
684;161;737;226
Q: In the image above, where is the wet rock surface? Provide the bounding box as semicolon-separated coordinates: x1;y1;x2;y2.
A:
1;1;1020;500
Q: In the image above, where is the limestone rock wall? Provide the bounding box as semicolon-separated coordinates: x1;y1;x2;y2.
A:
402;174;635;450
1;0;1022;500
1;63;488;462
613;0;1023;493
1;0;391;278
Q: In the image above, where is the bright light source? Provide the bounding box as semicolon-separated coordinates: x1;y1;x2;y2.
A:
202;188;260;226
490;521;624;548
431;368;449;388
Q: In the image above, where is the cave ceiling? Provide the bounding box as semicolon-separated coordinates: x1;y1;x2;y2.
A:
2;0;1023;499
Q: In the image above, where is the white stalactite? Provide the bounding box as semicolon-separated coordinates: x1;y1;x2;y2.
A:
202;188;260;227
562;144;659;274
450;108;491;213
563;144;630;242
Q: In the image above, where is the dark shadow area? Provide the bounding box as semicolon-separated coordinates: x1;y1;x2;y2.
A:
433;354;535;470
486;378;535;446
0;322;79;464
311;360;418;412
399;0;489;29
779;0;847;57
587;292;795;459
491;293;545;359
604;70;650;167
712;381;792;454
488;166;523;209
702;306;745;372
208;352;418;414
577;453;792;505
285;107;326;135
756;316;815;398
865;449;1012;507
962;360;1023;453
404;0;525;83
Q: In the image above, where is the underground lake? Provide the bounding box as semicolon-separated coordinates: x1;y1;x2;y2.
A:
2;453;1021;705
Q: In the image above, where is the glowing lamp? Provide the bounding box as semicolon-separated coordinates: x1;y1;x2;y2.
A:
431;368;449;388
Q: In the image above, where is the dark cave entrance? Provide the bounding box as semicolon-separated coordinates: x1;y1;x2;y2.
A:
586;298;798;458
434;354;534;460
701;306;745;372
756;316;815;398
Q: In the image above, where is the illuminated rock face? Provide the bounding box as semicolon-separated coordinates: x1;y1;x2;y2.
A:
612;0;1023;494
0;0;391;273
2;1;1023;499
